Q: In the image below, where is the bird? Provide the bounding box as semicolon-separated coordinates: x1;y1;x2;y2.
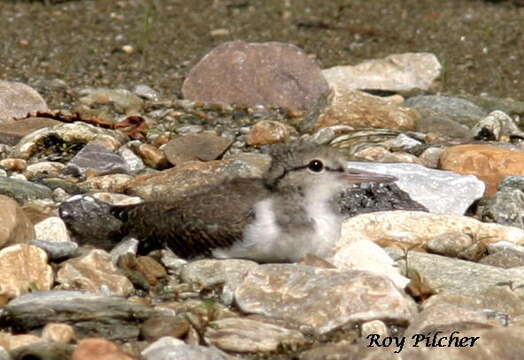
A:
88;141;396;262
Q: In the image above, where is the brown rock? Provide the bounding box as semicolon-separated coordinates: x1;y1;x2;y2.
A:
0;117;60;145
42;323;76;344
124;155;270;201
182;41;329;113
135;143;170;169
56;249;134;296
140;315;191;341
0;195;35;247
78;173;133;193
0;244;53;298
440;144;524;195
314;88;420;131
72;338;135;360
0;158;27;172
245;120;298;146
163;134;233;166
0;81;49;121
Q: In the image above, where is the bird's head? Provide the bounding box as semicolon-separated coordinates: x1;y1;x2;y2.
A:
263;141;396;197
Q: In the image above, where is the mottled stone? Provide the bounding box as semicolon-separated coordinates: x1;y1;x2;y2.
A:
66;143;129;177
0;81;49;121
440;144;524;195
181;259;258;305
204;317;305;352
124;155;270;201
339;211;524;249
315;88;420;131
424;232;480;260
479;249;524;268
91;192;143;206
415;112;470;139
322;52;442;94
141;316;191;341
182;41;329;113
235;264;416;334
56;249;134;296
347;161;484;215
0;244;53;298
34;216;70;242
405;303;501;337
163;134;233;166
24;161;66;179
480;176;524;229
13;122;128;159
0;176;53;203
79;88;143;114
404;95;488;128
0;195;35;247
77;173;133;193
0;291;157;339
388;247;524;297
245;120;298;146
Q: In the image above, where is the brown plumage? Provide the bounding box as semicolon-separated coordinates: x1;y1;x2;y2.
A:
113;141;396;261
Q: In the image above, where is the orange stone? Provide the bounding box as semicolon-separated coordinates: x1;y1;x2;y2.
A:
440;144;524;196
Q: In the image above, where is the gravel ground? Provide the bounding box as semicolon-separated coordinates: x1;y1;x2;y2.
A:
1;0;523;109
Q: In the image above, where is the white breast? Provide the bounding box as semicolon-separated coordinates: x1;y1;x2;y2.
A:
212;196;342;262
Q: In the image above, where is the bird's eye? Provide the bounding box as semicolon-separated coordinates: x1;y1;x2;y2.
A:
307;160;324;173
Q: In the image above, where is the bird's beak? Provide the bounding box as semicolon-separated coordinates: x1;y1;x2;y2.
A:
342;168;397;184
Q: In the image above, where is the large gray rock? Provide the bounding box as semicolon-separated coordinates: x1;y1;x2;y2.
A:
404;95;488;129
182;41;329;113
235;264;416;335
347;161;484;215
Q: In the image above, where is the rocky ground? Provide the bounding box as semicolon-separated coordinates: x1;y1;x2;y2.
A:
1;1;524;360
